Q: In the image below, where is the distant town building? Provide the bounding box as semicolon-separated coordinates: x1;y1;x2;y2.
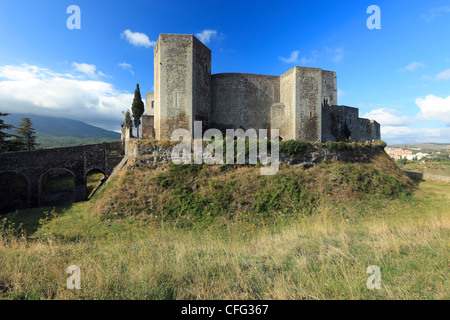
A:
385;147;413;160
385;147;431;160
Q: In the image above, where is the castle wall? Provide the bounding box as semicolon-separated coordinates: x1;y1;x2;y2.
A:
295;67;322;141
141;115;155;139
279;68;296;140
322;105;360;141
358;118;371;141
154;37;161;139
210;73;279;132
370;120;381;141
321;104;333;142
321;70;337;106
154;34;194;140
145;92;154;116
147;33;380;143
192;37;212;134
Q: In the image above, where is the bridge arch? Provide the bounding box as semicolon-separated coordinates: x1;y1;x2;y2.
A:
85;168;106;199
39;168;76;207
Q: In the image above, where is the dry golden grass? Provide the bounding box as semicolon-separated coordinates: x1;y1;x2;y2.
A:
0;177;448;300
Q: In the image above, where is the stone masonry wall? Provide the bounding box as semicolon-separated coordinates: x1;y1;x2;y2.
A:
192;36;212;134
211;73;280;132
155;34;193;140
129;142;385;170
295;67;322;141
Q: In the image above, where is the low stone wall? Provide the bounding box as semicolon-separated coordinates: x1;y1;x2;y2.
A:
402;171;450;183
403;171;424;180
423;173;450;183
128;141;386;170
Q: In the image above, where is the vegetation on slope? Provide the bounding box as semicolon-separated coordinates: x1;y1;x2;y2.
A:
98;151;410;228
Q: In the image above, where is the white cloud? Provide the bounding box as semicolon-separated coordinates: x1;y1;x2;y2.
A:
398;61;425;73
195;29;218;45
118;62;134;75
381;126;450;144
300;53;317;65
72;62;105;79
362;108;412;127
337;88;345;99
280;47;343;65
279;51;300;64
422;6;450;22
121;29;155;48
415;95;450;123
435;69;450;80
333;51;344;63
328;47;345;63
362;97;450;144
0;63;134;131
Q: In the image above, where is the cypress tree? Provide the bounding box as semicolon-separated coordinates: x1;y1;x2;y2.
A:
131;84;145;138
124;109;133;128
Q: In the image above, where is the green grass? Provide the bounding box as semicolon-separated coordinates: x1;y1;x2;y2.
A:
86;172;105;197
44;173;75;191
400;158;450;177
0;156;448;300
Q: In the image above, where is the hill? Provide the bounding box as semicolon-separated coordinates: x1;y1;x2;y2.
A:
4;113;120;148
1;148;449;299
389;143;450;150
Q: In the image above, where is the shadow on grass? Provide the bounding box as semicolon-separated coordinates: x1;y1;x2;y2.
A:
2;204;73;236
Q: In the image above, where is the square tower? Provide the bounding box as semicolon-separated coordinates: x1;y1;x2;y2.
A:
154;34;211;140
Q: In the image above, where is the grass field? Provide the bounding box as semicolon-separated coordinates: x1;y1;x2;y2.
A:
0;157;448;300
400;158;450;177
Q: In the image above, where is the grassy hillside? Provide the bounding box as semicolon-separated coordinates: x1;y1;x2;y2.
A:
399;158;450;177
0;152;448;300
5;113;120;148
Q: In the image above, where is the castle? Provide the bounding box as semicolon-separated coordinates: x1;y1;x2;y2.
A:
139;33;380;142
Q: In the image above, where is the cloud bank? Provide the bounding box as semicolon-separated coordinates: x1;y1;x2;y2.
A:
362;95;450;144
0;63;134;131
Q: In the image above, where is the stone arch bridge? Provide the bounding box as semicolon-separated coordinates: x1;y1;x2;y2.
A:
0;142;124;209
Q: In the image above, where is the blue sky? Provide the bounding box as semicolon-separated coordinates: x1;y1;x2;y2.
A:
0;0;449;144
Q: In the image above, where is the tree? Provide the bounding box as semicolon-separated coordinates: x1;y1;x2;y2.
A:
14;117;38;151
131;83;145;139
342;122;351;141
122;109;133;128
0;113;14;152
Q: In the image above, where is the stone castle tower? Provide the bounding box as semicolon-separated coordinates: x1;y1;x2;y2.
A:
140;33;380;142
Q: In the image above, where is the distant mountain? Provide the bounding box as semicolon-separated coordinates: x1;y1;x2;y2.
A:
4;113;120;148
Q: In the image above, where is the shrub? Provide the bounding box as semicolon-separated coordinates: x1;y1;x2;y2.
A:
373;140;387;148
279;140;311;155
